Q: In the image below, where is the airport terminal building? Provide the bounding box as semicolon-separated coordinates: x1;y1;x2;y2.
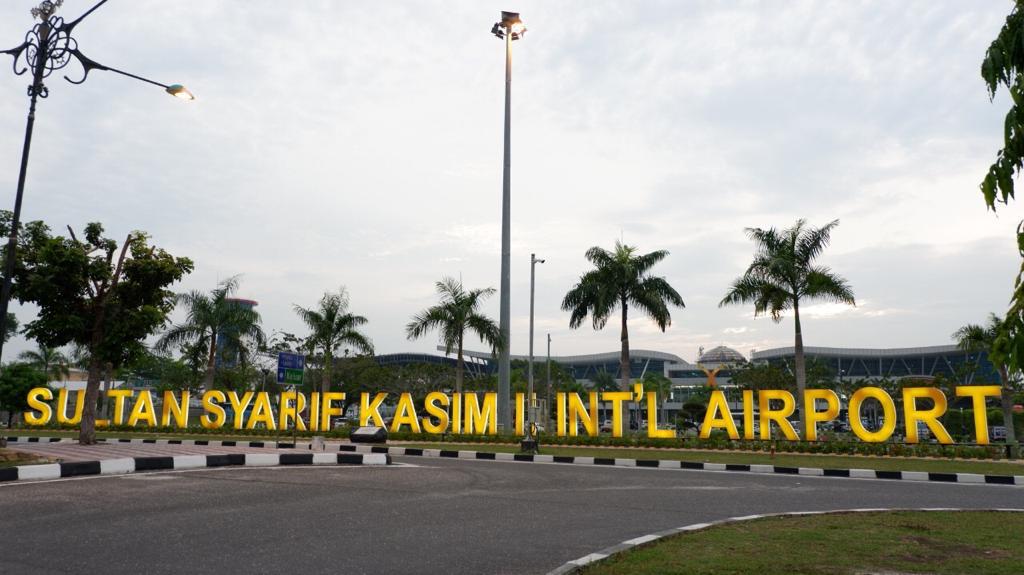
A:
750;345;997;384
442;343;997;387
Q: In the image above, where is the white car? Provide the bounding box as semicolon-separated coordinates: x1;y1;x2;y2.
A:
990;426;1008;441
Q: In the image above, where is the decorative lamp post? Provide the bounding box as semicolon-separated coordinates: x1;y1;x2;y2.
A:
0;0;193;362
491;10;525;431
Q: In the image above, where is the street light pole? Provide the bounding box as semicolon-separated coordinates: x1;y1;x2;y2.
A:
546;333;551;432
527;253;544;428
492;11;525;432
0;0;193;363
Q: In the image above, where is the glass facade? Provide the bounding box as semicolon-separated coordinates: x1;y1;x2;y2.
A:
752;346;998;384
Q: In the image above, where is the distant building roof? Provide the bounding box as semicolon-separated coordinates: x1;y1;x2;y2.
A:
752;345;963;360
698;346;746;365
457;347;688;365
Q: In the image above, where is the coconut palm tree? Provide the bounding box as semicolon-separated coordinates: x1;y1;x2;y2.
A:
562;241;684;389
156;276;264;391
295;287;374;396
719;219;855;429
18;344;70;382
406;277;502;394
954;314;1018;446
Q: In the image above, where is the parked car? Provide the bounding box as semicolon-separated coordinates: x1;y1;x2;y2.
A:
599;420;614;433
990;426;1008;441
831;421;850;433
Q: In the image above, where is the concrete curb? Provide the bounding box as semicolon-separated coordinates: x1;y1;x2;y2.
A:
7;436;1023;486
0;452;390;484
542;507;1024;575
336;444;1024;486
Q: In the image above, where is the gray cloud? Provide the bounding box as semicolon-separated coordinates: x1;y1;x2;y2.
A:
0;1;1019;364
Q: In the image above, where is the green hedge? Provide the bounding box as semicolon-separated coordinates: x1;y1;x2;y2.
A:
8;424;1006;460
383;431;1006;460
12;422;353;439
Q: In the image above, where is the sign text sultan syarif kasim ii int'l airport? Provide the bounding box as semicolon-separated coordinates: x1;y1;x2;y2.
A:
21;382;1006;445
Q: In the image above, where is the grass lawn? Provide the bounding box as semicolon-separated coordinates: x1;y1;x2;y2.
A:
392;442;1024;476
580;511;1024;575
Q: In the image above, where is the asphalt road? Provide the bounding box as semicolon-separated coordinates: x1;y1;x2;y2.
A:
0;457;1019;575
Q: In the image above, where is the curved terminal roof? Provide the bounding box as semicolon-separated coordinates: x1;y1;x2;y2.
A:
752;345;962;360
455;347;691;367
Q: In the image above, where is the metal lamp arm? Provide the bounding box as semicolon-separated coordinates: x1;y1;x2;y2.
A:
1;42;31;76
63;48;168;89
62;0;110;32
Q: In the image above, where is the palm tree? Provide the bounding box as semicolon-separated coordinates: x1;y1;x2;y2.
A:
643;371;674;427
18;344;70;382
720;219;855;428
295;287;374;396
954;314;1017;446
406;277;502;395
590;370;620;392
156;276;265;391
562;241;684;389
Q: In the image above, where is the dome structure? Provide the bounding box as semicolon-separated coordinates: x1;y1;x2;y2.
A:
697;345;747;368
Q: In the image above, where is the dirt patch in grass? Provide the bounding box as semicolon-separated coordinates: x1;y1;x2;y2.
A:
0;448;52;468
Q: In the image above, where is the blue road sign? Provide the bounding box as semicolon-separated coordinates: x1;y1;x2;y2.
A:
277;352;305;384
278;352;305;370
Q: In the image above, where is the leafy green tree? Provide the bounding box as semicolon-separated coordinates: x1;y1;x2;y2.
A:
3;313;17;343
386;362;456;405
18;344;70;382
979;3;1024;389
719;219;854;429
338;356;392;416
954;314;1018;445
156;276;264;392
680;398;707;427
562;241;685;389
731;362;793;392
406;277;502;394
295;287;373;396
13;223;191;443
731;358;836;393
0;362;47;427
981;3;1024;209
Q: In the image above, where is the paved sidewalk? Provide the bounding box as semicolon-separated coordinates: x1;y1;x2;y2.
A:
9;441;327;462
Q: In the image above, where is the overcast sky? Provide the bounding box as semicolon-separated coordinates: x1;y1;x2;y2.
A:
1;1;1022;364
